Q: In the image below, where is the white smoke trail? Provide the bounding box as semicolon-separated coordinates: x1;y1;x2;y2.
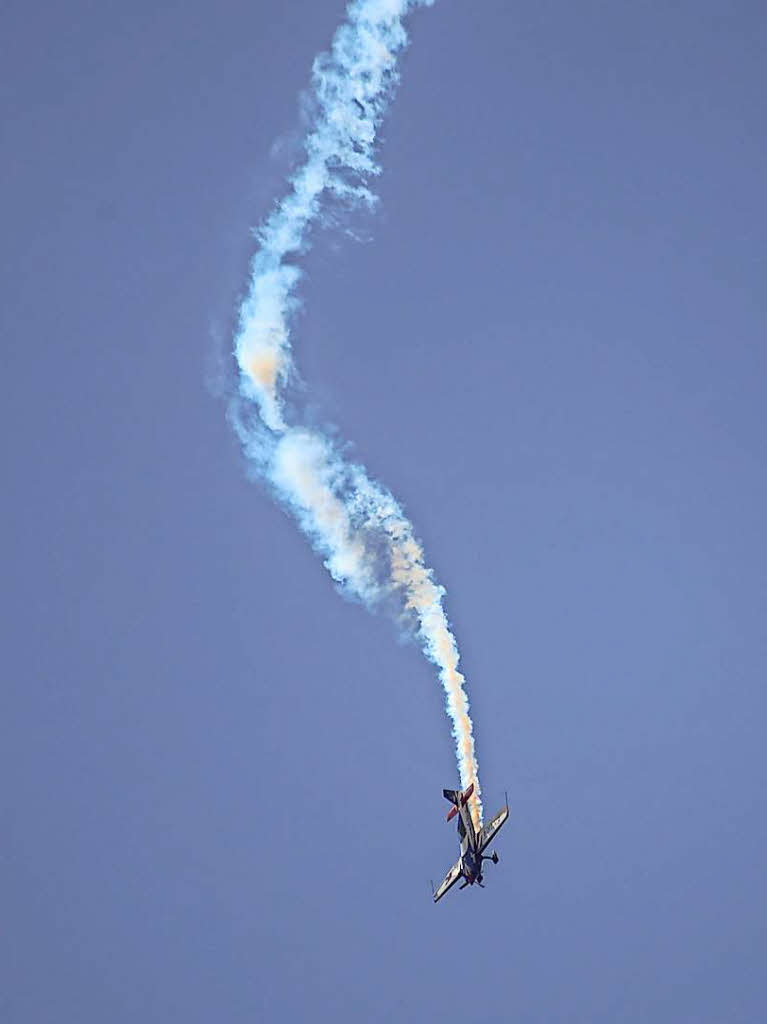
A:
231;0;482;826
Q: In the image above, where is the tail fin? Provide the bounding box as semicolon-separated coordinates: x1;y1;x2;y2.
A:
443;783;474;808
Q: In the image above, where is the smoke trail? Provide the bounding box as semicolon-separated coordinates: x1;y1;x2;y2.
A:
230;0;483;827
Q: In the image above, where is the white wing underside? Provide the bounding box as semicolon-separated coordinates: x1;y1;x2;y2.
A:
432;859;462;903
477;805;509;852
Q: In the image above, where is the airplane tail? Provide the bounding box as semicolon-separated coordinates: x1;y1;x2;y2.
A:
443;784;474;821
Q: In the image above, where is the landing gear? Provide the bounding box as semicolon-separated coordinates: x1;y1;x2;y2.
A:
481;850;499;866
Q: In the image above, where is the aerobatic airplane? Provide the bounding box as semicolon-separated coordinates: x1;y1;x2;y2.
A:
432;785;509;903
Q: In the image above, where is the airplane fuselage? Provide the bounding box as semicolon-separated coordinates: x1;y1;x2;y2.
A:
453;790;485;885
461;846;482;884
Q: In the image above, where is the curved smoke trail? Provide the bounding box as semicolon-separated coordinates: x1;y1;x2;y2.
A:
230;0;482;827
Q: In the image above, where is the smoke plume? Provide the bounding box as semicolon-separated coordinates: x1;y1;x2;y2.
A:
230;0;482;827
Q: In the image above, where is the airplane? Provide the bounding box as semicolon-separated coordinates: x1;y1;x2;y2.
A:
431;784;509;903
353;98;366;115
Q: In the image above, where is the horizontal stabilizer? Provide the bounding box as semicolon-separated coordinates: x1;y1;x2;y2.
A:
443;784;474;807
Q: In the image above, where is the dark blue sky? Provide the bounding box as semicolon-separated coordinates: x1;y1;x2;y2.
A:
3;2;766;1021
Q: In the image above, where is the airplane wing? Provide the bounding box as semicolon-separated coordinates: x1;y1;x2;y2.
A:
432;859;462;903
478;804;509;852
